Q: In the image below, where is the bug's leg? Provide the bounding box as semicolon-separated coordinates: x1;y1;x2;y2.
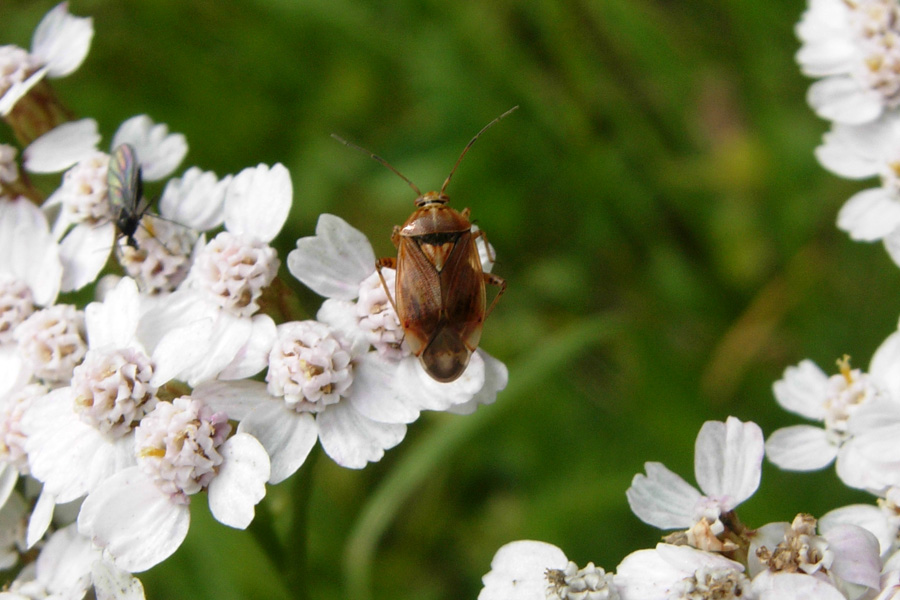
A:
375;257;400;316
483;272;506;319
472;228;497;264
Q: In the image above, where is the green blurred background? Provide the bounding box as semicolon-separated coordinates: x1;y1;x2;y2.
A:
2;0;896;598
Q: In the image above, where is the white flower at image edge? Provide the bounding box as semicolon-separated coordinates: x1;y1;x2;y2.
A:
0;2;93;116
137;162;290;386
614;543;749;600
22;115;188;292
1;523;144;600
479;540;618;600
287;213;508;421
77;396;269;573
626;417;764;545
0;197;62;309
765;331;900;493
813;112;900;265
796;0;900;124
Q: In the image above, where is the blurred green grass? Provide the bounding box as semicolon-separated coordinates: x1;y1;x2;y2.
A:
2;0;896;598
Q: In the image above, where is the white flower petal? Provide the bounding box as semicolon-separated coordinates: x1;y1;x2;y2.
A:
36;524;96;596
207;433;270;529
238;403;317;484
765;425;837;471
395;353;485;414
0;466;17;518
23;118;101;173
78;467;190;573
820;504;893;557
24;389;109;502
224;163;291;242
808;76;884;124
149;316;215;387
694;417;763;507
446;350;508;415
815;119;888;179
625;462;700;529
192;379;272;421
217;314;277;380
772;360;829;421
317;402;406;469
84;277;140;350
178;312;253;387
31;3;94;78
796;39;857;77
287;213;376;300
26;487;55;549
159;167;229;230
823;524;881;589
0;197;61;306
0;67;48;117
837;188;900;241
58;222;115;292
750;571;847;600
316;298;370;353
616;544;745;599
112;115;187;181
478;540;567;600
347;353;415;424
91;561;145;600
870;331;900;401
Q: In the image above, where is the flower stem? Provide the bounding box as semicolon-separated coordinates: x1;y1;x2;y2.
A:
341;313;625;600
286;444;321;598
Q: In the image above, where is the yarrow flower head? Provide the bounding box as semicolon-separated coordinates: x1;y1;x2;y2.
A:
0;3;93;118
615;543;750;600
626;417;764;552
202;318;406;480
479;540;619;600
77;395;269;573
797;0;900;124
136;162;288;386
749;513;881;598
23;115;188;292
765;331;900;493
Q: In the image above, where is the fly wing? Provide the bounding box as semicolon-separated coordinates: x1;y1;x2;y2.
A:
395;237;443;356
107;143;141;213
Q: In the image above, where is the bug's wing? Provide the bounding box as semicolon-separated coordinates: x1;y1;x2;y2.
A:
107;144;140;211
439;231;485;352
395;237;443;356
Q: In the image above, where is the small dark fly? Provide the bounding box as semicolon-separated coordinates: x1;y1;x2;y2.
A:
107;143;152;248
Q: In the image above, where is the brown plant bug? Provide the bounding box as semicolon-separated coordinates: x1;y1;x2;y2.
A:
332;107;516;382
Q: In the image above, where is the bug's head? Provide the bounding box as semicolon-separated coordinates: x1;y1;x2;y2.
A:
414;191;449;208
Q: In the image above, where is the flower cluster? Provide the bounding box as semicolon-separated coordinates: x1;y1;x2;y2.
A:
0;4;507;598
477;1;900;599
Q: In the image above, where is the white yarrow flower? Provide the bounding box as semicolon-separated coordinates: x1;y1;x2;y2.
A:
0;3;93;116
24;116;187;291
797;0;900;124
479;540;618;600
626;417;764;551
77;395;269;573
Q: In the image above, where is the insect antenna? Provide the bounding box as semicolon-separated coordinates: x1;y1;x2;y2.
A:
440;106;518;195
331;134;422;197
